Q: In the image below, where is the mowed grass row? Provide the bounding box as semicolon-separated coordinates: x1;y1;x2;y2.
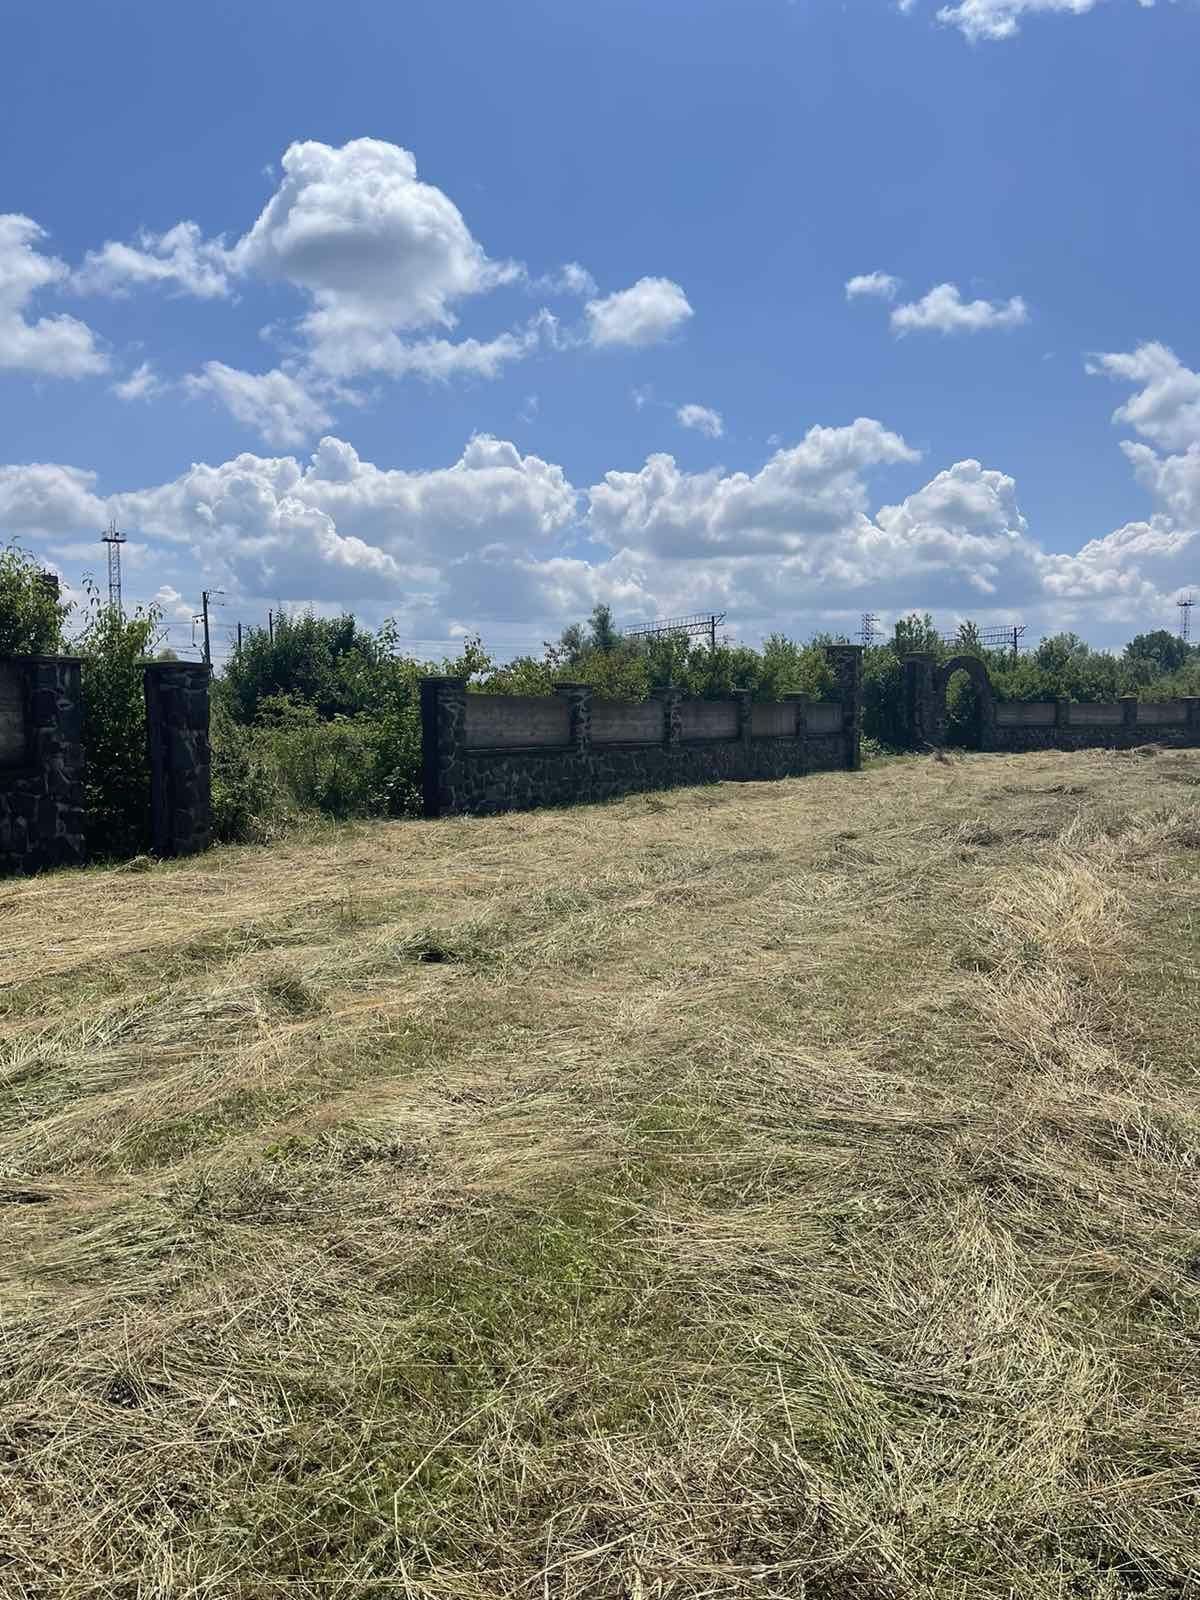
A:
2;748;1200;1598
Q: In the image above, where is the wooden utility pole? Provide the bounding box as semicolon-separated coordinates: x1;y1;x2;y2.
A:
197;589;223;669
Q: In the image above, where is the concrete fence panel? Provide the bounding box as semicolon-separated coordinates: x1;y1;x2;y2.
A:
679;700;738;741
591;698;665;744
996;702;1057;726
751;702;796;738
464;694;571;749
1067;702;1124;725
805;702;844;734
1137;700;1188;725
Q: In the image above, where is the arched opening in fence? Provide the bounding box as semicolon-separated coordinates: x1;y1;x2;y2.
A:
902;652;996;750
936;654;996;750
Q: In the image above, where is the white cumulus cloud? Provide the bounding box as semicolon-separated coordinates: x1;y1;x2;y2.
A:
676;404;724;439
586;277;694;348
1090;341;1200;453
0;461;107;534
102;433;578;612
933;0;1166;41
845;271;901;301
75;221;233;299
231;139;522;370
185;363;334;448
891;282;1029;335
57;140;693;426
113;360;167;402
0;215;108;378
533;262;598;298
12;341;1200;643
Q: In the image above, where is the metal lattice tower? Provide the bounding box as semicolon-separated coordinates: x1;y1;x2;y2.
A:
101;519;126;617
860;613;879;647
938;622;1027;661
1178;597;1194;643
623;612;728;652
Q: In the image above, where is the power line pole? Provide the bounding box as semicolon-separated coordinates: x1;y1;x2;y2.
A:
100;519;126;618
194;589;223;669
268;610;274;643
236;621;242;653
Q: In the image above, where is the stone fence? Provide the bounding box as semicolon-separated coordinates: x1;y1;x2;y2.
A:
0;654;211;876
902;650;1200;752
421;644;863;817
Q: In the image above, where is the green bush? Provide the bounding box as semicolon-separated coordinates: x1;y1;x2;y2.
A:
0;543;68;654
210;705;291;844
73;584;159;860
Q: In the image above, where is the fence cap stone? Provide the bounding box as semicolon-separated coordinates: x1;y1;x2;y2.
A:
2;654;83;665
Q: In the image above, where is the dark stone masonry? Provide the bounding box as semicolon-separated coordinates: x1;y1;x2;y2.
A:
144;661;212;858
421;645;862;818
0;653;213;876
0;655;86;875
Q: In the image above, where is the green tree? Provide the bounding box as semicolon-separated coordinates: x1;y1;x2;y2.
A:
587;603;622;654
953;620;983;655
0;544;69;654
222;610;389;725
1124;629;1188;679
892;613;943;655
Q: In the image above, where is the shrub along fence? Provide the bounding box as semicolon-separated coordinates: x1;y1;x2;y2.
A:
0;653;211;876
421;645;863;817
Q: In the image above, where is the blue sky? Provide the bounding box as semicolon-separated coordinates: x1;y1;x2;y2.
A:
2;0;1199;663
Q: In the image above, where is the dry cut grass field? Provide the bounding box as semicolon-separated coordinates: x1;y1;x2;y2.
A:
3;747;1200;1599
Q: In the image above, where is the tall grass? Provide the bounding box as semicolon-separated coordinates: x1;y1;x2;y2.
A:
210;708;419;842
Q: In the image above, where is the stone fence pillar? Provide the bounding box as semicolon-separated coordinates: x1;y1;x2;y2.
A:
901;653;936;751
553;682;592;754
783;691;811;738
825;644;864;770
731;689;753;749
0;654;85;876
144;661;211;858
1055;696;1071;730
649;686;682;748
420;677;467;819
1120;695;1138;732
